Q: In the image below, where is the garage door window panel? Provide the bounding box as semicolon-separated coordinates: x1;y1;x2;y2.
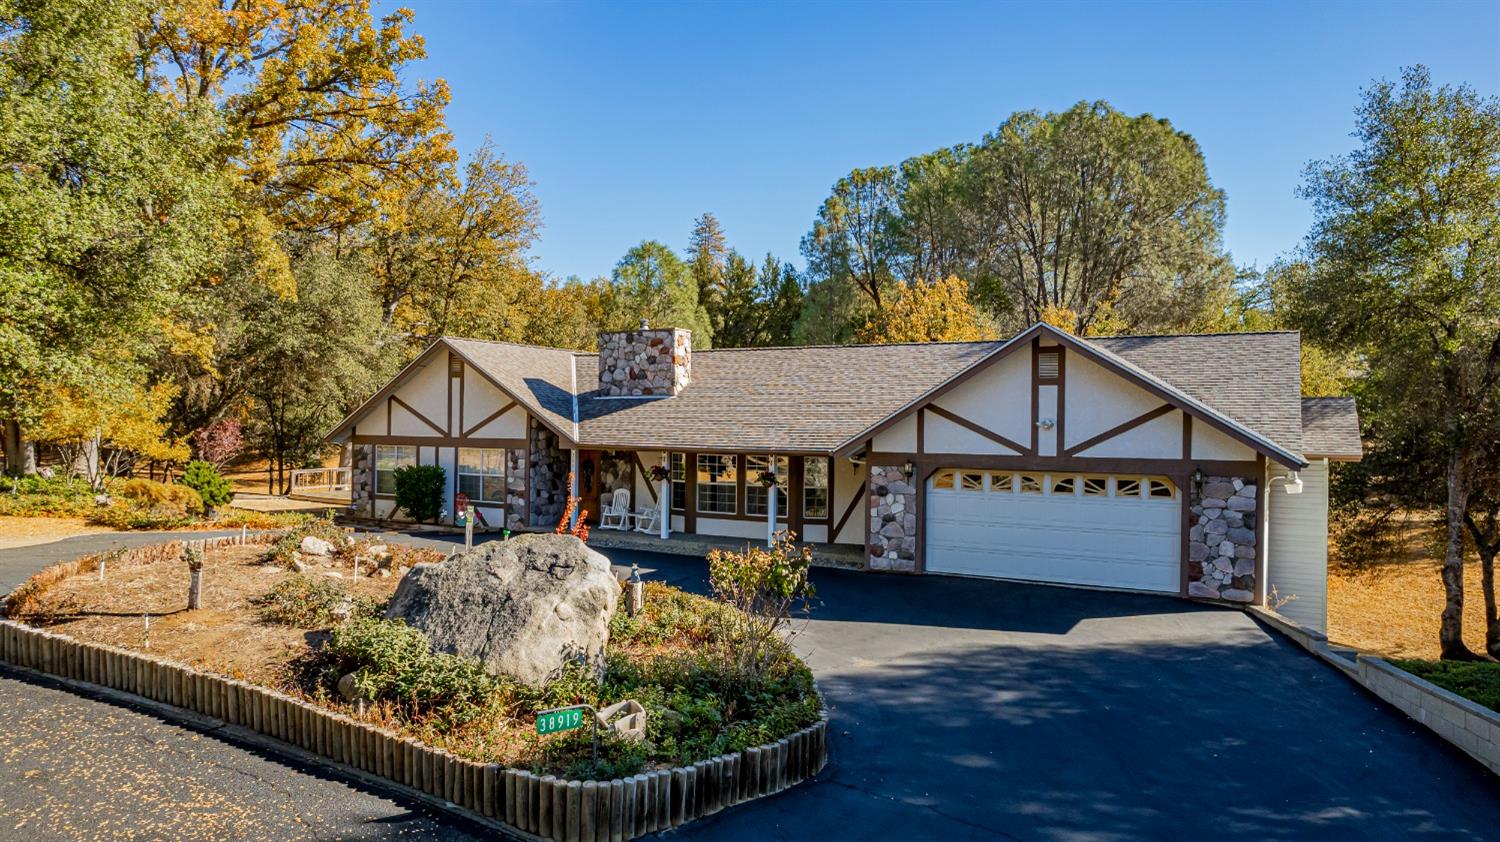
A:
1051;476;1077;495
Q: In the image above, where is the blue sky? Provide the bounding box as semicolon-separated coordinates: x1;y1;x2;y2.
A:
394;0;1500;282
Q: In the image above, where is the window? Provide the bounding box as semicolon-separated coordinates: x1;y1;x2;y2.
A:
1082;475;1109;496
746;455;789;517
1114;478;1143;498
933;470;957;489
375;445;416;495
458;448;505;504
1051;475;1077;495
696;454;737;514
669;453;686;511
987;472;1014;492
803;458;830;519
1018;474;1043;494
1147;477;1177;499
959;472;984;491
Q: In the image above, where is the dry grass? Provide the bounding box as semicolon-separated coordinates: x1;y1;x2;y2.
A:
12;543;426;685
0;516;119;549
1327;512;1494;660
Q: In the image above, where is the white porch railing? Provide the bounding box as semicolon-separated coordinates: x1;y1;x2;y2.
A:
289;467;352;498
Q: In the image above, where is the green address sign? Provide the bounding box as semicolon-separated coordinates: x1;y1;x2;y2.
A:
536;707;586;735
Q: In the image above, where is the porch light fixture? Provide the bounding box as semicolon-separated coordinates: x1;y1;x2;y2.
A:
903;459;914;477
1036;418;1055;430
1270;470;1303;495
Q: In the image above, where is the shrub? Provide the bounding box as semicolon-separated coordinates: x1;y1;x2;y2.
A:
119;478;204;515
0;474;96;517
255;574;378;627
322;617;503;727
393;464;445;523
706;532;815;686
180;460;233;510
1393;660;1500;713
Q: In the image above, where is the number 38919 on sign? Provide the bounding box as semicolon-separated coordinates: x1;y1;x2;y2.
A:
536;708;584;735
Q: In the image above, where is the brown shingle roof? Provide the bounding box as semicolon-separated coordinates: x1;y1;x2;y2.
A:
575;342;996;452
372;328;1327;464
1300;397;1362;459
1089;331;1306;459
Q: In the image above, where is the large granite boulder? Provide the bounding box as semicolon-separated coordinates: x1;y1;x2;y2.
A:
384;533;619;686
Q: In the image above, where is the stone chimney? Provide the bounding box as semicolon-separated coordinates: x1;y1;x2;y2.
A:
597;321;692;397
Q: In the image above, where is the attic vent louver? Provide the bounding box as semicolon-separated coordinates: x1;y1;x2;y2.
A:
1038;351;1060;380
449;353;462;378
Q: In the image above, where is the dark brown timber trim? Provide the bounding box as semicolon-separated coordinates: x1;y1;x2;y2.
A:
1063;404;1175;457
390;396;447;436
353;435;526;449
631;452;658;504
462;401;518;438
1030;338;1041;455
916;410;925;455
924;404;1033;456
833;479;866;542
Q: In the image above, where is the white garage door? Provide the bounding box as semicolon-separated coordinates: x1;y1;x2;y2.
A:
926;469;1181;592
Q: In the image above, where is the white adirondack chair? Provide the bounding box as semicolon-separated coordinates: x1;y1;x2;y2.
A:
633;504;661;534
599;488;634;530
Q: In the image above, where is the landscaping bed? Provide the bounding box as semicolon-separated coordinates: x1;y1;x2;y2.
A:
5;527;822;782
1390;659;1500;714
0;474;313;532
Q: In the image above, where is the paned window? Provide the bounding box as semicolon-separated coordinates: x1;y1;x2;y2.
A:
1114;478;1143;498
458;448;505;503
803;458;830;519
375;445;417;495
987;472;1014;492
933;469;957;489
696;454;738;514
746;455;789;517
670;453;686;511
1051;476;1077;495
1082;476;1109;496
1147;477;1177;499
1018;474;1044;494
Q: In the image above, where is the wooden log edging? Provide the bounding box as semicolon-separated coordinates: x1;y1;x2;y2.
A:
0;541;830;840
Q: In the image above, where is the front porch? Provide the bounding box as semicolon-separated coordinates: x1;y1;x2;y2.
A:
584;526;865;570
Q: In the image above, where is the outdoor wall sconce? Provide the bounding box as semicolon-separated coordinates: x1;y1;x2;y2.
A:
902;459;914;477
1036;418;1056;430
1271;470;1303;495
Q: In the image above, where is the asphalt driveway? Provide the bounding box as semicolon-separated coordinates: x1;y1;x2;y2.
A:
2;530;1498;839
586;545;1500;841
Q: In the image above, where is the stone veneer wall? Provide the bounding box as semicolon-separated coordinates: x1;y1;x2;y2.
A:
1188;475;1258;602
527;419;568;528
505;448;528;531
351;444;374;517
867;465;917;572
597;328;691;397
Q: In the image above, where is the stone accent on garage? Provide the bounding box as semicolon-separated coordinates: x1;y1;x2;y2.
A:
527;419;568;528
868;465;917;572
1188;475;1258;602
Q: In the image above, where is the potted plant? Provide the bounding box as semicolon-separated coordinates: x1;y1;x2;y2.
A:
755;470;777;488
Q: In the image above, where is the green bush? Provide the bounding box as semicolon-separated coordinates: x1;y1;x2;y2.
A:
180;460;233;509
1393;659;1500;713
322;617;503;727
393;464;446;523
0;474;96;517
255;574;378;627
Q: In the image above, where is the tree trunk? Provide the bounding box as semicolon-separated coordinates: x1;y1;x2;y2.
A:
187;569;203;610
1481;547;1500;659
79;434;103;492
1439;450;1478;659
2;419;36;475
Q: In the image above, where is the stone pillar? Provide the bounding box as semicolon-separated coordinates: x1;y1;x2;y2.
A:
867;465;917;572
351;443;375;518
505;448;528;531
527;419;568;528
1187;476;1258;602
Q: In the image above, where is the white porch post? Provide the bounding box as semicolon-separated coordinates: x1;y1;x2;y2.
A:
569;448;580;529
767;484;777;547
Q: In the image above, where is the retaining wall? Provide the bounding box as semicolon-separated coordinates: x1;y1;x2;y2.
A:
0;534;829;840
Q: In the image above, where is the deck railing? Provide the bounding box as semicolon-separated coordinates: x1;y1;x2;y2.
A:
288;467;352;498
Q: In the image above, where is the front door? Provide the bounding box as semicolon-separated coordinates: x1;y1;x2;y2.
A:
578;450;603;524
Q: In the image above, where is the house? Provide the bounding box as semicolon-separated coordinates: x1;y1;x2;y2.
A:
325;322;1361;632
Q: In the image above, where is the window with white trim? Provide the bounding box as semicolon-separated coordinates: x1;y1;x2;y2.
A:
669;453;686;512
375;445;417;495
746;455;789;517
457;448;505;504
803;458;830;519
696;454;737;515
